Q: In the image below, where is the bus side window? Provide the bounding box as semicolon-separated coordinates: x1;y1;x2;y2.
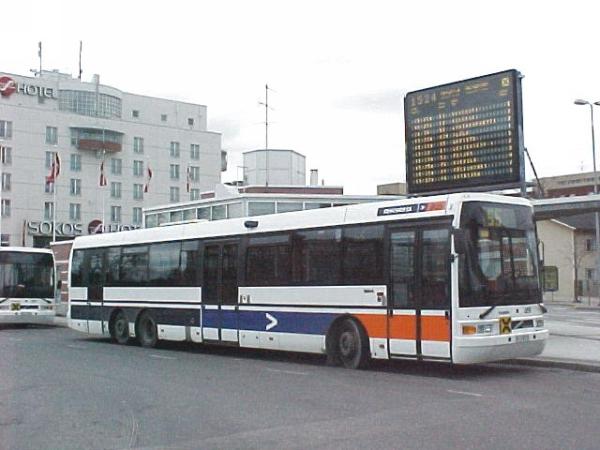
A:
71;250;85;287
181;240;201;286
390;230;416;308
421;229;450;309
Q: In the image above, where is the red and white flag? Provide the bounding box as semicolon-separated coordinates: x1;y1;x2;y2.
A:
186;166;191;193
99;160;107;186
143;166;153;193
45;152;61;185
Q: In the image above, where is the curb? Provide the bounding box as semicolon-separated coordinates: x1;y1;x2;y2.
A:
499;357;600;374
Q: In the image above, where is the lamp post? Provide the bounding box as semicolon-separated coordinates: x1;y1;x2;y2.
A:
574;99;600;304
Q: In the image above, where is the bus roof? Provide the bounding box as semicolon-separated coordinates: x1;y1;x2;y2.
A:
72;192;533;250
0;246;54;255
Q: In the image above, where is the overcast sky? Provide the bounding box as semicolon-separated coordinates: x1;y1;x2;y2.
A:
4;0;600;194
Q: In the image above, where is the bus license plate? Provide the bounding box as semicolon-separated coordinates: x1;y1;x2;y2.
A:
515;335;530;343
10;303;20;311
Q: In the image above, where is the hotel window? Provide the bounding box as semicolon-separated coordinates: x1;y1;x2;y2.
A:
170;187;180;202
45;126;58;145
133;207;143;224
132;110;139;118
190;144;200;160
0;120;12;139
70;154;81;171
69;203;81;221
45;151;54;168
1;199;11;217
133;136;144;154
1;173;10;192
161;114;167;122
133;183;144;200
111;205;122;222
110;182;122;199
44;201;54;220
170;164;180;180
111;158;122;175
188;117;194;126
190;188;200;201
1;146;12;165
189;166;200;181
70;178;82;196
133;160;144;177
44;182;54;194
170;141;180;158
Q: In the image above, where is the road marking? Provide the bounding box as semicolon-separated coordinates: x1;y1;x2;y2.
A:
447;389;483;398
265;313;278;331
67;344;87;349
149;354;177;360
266;367;308;376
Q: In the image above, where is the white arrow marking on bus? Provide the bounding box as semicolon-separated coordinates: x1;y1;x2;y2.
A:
265;313;278;331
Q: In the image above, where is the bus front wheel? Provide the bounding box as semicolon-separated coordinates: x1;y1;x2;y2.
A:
111;310;130;345
137;311;158;348
337;319;369;369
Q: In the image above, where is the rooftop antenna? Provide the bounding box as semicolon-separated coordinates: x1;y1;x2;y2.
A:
78;41;83;80
258;84;275;185
37;41;42;76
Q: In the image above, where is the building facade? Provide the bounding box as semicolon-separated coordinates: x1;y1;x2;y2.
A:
0;70;224;247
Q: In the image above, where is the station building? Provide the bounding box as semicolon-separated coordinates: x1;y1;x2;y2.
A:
0;69;225;247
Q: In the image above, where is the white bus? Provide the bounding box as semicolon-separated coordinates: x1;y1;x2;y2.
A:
68;193;548;368
0;247;56;324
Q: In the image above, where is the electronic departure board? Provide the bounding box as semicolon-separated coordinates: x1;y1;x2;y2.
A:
405;70;524;194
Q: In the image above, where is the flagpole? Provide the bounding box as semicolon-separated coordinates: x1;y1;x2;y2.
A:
52;151;56;243
102;149;106;233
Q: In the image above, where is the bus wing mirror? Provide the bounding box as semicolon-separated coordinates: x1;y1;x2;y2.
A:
453;229;467;254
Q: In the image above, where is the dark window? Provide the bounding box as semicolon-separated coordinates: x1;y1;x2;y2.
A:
106;247;121;286
203;245;220;304
293;228;342;285
421;229;450;309
71;250;85;287
120;246;148;285
89;249;105;286
343;224;384;285
222;244;238;305
148;242;182;286
181;240;201;286
246;234;291;286
390;230;416;308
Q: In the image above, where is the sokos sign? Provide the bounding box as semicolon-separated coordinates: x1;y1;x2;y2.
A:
0;76;56;99
27;221;83;236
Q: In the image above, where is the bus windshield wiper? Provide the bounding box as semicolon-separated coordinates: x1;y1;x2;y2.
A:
479;303;497;319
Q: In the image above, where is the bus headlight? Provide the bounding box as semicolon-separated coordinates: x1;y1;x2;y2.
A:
536;319;544;328
477;324;493;334
41;305;54;310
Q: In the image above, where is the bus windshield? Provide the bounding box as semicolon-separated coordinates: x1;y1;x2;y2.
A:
0;252;54;298
459;202;541;307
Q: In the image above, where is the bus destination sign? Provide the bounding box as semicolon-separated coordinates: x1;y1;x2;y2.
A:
405;69;524;194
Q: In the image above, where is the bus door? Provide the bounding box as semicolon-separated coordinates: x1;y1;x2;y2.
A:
87;248;106;335
201;241;239;344
388;225;451;360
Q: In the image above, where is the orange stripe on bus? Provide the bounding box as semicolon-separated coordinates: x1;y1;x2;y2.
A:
420;315;450;341
355;314;449;342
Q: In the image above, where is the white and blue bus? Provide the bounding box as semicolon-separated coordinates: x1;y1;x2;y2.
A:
68;193;548;368
0;247;56;324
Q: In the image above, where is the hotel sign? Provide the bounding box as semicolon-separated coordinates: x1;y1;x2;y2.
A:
0;75;57;99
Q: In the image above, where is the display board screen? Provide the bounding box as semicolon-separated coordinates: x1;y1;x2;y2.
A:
405;70;524;194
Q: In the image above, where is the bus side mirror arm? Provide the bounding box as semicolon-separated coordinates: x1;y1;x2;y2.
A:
453;229;467;255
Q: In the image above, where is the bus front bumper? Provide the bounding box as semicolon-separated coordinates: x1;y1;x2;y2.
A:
0;310;56;324
453;329;549;364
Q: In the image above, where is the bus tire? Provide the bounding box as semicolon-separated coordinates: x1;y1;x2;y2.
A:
111;310;130;345
136;311;158;348
337;318;370;369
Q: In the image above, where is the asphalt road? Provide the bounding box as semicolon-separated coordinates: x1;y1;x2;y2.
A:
1;324;599;450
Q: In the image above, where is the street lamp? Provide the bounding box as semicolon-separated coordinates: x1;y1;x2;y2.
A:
574;99;600;304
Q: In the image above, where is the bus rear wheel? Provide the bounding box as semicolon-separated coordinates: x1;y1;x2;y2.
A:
111;310;130;345
137;311;158;348
337;319;369;369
